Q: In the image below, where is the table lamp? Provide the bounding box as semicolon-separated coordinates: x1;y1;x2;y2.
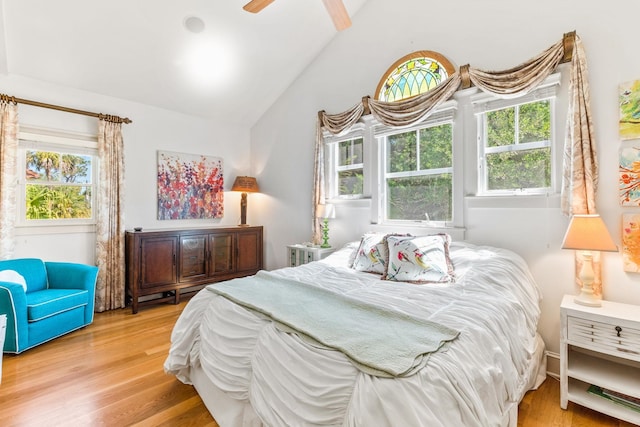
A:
316;203;335;248
561;214;618;307
231;176;259;226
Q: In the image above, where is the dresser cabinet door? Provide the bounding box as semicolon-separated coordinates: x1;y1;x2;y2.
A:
140;236;178;290
179;234;208;282
236;229;263;273
209;233;235;276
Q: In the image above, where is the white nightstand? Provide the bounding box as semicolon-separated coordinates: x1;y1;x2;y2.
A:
287;244;335;267
560;295;640;424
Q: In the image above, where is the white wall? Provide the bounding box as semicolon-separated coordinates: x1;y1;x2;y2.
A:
250;0;640;357
1;74;251;264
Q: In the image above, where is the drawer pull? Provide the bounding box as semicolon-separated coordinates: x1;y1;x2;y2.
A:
617;347;640;355
615;326;622;337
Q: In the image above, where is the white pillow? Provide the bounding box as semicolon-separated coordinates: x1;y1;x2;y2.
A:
383;234;455;284
0;269;27;292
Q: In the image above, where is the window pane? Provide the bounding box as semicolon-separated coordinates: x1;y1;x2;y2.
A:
387;174;451;221
25;184;92;219
487;108;515;147
387;131;416;173
519;100;551;144
26;150;61;181
486;147;551;190
338;169;363;196
338;138;363;166
61;154;92;183
419;124;452;169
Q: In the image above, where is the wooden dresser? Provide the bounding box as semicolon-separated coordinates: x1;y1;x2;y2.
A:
125;226;263;313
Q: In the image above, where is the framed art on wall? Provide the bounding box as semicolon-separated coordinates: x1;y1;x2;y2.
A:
619;79;640;140
622;213;640;272
157;150;224;220
619;141;640;206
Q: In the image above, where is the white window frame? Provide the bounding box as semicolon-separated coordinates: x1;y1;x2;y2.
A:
17;126;99;229
324;123;368;200
371;101;458;227
473;73;561;196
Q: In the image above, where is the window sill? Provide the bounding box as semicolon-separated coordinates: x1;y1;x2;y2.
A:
368;222;466;241
15;224;96;236
327;197;371;208
465;193;560;209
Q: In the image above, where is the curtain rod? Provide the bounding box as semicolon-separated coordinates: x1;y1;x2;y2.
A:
0;93;132;124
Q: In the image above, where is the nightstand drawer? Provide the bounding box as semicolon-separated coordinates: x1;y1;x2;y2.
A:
568;316;640;361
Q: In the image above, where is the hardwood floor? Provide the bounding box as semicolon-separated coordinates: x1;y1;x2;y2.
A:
0;299;636;426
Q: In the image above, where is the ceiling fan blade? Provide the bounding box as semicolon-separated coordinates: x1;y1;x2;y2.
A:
243;0;275;13
321;0;351;31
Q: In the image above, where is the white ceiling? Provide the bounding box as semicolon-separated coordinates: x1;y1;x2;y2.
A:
0;0;370;126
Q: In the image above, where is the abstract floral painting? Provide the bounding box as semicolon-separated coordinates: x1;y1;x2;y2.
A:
157;151;224;220
619;142;640;206
622;213;640;272
619;79;640;140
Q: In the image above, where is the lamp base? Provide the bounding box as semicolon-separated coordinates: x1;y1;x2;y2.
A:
574;251;601;307
320;218;331;248
574;291;602;307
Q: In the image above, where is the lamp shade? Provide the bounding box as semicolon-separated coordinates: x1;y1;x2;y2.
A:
316;203;335;219
561;214;617;252
231;176;259;193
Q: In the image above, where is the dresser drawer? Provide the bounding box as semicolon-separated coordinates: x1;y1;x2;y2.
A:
568;316;640;362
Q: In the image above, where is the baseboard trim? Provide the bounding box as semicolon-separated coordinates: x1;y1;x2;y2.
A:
545;350;560;380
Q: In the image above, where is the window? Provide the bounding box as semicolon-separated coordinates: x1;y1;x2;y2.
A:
381;121;453;222
336;137;364;197
376;51;455;102
18;129;98;226
474;76;559;195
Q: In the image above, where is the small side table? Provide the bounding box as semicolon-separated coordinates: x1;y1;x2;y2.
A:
560;295;640;424
287;244;335;267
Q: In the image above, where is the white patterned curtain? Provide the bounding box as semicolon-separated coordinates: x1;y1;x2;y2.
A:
0;98;19;259
561;35;598;216
95;117;126;311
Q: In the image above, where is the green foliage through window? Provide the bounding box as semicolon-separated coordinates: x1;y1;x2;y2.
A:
24;149;93;220
483;100;552;192
385;123;452;221
337;138;364;196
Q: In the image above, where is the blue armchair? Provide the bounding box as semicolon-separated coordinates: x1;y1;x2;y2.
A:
0;258;98;353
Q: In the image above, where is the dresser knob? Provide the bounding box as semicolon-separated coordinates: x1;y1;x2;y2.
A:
615;326;622;337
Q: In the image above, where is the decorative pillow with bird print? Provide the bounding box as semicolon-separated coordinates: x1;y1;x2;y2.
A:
383;234;455;284
351;233;410;274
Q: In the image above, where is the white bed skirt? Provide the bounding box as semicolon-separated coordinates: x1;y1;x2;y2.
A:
189;333;547;427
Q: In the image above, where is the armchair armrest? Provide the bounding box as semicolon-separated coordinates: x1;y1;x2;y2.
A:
45;262;99;320
45;262;98;290
0;282;28;353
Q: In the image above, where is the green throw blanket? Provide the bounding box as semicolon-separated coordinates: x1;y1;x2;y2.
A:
207;270;459;377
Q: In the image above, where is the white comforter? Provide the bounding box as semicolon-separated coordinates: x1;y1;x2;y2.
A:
165;241;543;427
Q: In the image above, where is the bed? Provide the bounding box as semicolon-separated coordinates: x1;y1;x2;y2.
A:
164;234;547;427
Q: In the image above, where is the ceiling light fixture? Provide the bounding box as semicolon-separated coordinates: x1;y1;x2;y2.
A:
183;16;205;34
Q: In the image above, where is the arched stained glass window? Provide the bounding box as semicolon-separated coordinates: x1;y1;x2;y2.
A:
375;51;455;102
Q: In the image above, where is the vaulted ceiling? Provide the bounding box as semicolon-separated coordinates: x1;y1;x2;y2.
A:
0;0;370;126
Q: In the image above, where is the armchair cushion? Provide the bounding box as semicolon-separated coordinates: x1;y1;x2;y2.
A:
26;289;89;322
